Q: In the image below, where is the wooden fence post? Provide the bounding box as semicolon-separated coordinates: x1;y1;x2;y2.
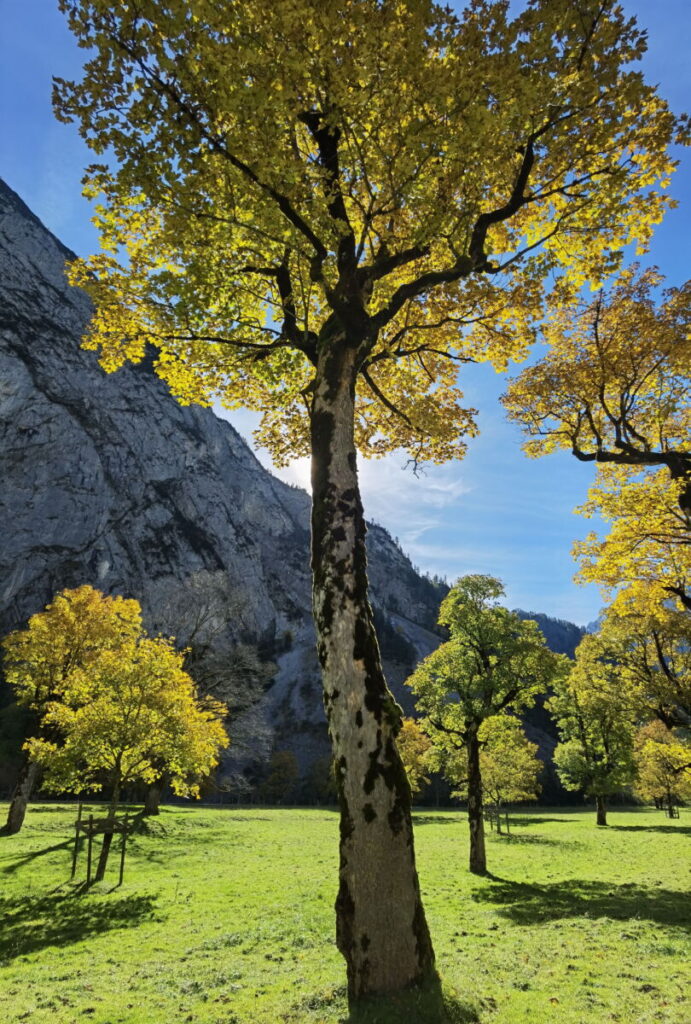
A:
86;814;94;885
119;814;128;886
71;801;83;879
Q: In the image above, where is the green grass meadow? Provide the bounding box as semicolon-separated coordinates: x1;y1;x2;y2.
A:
0;804;689;1023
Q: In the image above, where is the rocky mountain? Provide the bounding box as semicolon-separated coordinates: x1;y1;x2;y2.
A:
0;177;444;794
515;611;585;659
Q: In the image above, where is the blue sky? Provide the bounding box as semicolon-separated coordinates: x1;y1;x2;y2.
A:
1;2;689;625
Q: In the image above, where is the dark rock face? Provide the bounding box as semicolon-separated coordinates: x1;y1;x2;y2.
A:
0;178;442;786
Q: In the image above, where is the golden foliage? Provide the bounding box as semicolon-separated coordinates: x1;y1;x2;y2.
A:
27;636;229;797
2;584;143;711
397;718;432;798
633;720;691;806
55;0;685;465
503;266;691;617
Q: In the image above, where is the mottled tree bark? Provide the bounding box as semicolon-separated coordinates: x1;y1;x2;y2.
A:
3;757;40;835
466;726;486;874
596;794;607;826
310;341;436;1004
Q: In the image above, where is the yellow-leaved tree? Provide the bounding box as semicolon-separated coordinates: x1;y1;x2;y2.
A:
2;584;143;835
633;720;691;817
575;607;691;730
478;716;542;833
397;718;433;799
28;635;229;882
503;267;691;617
55;0;685;1001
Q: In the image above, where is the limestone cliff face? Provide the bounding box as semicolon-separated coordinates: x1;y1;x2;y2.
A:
0;178;443;785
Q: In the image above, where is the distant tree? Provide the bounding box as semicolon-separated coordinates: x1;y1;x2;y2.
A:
27;636;229;880
56;0;682;999
258;750;299;805
397;719;432;800
633;721;691;817
407;575;567;873
549;644;636;826
304;756;338;806
1;585;143;835
478;717;541;832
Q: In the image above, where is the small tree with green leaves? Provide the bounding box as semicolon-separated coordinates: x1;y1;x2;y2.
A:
407;575;567;873
549;642;637;826
478;716;541;833
28;636;229;880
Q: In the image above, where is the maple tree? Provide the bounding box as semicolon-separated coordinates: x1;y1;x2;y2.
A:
28;635;229;880
574;470;691;617
478;716;541;831
55;0;684;1000
2;585;143;835
633;720;691;816
576;608;691;730
548;641;637;826
407;575;566;873
503;267;691;616
397;717;433;798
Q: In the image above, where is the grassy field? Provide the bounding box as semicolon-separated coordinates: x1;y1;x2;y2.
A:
0;803;689;1024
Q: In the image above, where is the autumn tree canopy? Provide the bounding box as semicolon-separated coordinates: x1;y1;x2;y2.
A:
575;607;691;730
28;636;228;800
633;720;691;815
57;1;684;466
397;717;433;798
503;267;691;615
28;634;229;880
2;584;144;834
479;716;542;813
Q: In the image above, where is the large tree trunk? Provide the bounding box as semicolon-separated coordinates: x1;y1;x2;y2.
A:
309;341;436;1005
596;794;607;826
95;782;120;882
466;725;486;874
3;756;40;836
144;776;165;816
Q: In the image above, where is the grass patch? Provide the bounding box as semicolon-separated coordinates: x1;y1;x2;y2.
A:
0;803;688;1023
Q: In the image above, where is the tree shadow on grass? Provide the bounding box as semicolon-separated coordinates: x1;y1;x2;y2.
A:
412;815;463;827
504;816;573;827
0;889;158;962
608;824;691;836
344;978;480;1024
287;979;480;1024
486;833;563;846
1;837;73;874
473;875;691;932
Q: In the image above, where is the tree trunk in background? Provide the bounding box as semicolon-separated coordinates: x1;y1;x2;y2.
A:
95;782;121;882
310;341;436;1005
3;757;40;835
596;794;607;826
144;777;164;816
466;726;486;874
